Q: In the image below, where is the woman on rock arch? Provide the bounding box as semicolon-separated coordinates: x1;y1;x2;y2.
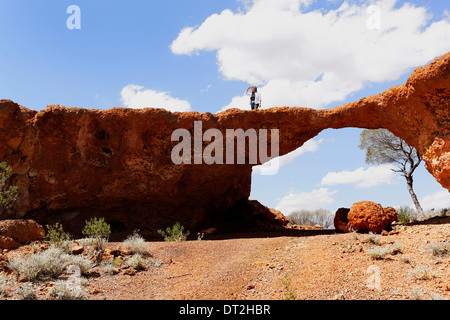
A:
245;86;262;110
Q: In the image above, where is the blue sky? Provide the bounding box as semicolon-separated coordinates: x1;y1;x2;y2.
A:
1;0;449;216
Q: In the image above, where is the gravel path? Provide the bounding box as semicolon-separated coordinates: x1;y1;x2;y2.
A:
88;222;450;300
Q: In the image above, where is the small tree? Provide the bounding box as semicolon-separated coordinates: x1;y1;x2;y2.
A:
43;223;72;247
359;129;424;216
157;222;189;242
82;217;111;249
0;162;19;215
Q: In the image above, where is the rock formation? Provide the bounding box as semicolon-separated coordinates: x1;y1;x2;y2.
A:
334;208;351;233
0;52;449;237
346;201;398;233
0;219;44;249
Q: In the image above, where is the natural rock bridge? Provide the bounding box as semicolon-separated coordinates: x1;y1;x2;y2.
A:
0;52;448;237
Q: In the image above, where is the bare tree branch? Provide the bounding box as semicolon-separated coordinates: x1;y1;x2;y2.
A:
359;129;424;216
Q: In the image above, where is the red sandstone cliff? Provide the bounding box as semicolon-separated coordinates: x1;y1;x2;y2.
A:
0;52;448;237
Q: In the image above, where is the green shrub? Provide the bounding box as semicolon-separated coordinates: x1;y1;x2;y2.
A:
398;205;426;223
43;223;72;247
408;265;436;281
158;222;189;242
82;217;111;249
288;209;333;229
398;208;411;224
282;274;296;300
0;162;19;214
112;256;123;268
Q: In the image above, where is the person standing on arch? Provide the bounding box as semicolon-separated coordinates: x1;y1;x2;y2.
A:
245;86;262;110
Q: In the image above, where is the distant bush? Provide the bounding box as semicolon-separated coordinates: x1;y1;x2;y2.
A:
397;207;411;224
0;162;19;215
158;222;190;242
398;205;426;223
398;206;449;223
288;209;334;229
82;217;111;249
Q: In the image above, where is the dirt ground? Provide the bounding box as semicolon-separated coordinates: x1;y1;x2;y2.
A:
1;217;449;301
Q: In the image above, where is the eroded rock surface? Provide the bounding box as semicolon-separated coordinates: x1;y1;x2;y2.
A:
0;219;44;249
334;208;351;233
0;52;449;237
347;201;398;233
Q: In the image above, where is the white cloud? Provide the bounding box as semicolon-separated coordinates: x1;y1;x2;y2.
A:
319;164;398;188
274;188;338;214
253;138;323;175
171;0;450;111
120;84;191;112
419;190;450;211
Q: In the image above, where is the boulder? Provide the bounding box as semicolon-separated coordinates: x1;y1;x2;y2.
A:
71;245;84;255
334;208;350;233
247;200;289;226
0;219;45;248
0;52;448;236
223;199;289;229
0;235;19;250
347;201;398;233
